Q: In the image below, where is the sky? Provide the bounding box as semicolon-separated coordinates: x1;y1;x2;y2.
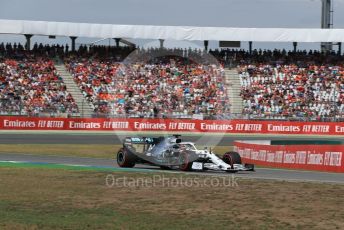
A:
1;0;344;50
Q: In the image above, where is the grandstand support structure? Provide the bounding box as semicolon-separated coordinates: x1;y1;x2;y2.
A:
70;36;77;52
24;34;32;50
225;69;243;115
117;38;136;48
204;40;209;51
54;61;94;117
159;39;164;49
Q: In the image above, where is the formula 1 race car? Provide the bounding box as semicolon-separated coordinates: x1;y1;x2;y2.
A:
116;135;254;173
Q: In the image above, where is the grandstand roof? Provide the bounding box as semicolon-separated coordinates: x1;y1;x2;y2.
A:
1;19;344;42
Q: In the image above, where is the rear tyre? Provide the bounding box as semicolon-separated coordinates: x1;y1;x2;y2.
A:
223;151;242;169
117;148;136;168
179;152;192;171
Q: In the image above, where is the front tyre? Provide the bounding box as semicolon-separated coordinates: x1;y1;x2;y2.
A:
117;148;136;168
223;151;242;169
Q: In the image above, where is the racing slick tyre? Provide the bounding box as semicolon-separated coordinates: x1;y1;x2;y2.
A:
117;148;136;168
179;151;192;171
223;151;242;169
160;166;172;170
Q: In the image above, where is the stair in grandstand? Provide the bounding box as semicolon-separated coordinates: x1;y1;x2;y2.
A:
54;60;94;118
225;68;243;116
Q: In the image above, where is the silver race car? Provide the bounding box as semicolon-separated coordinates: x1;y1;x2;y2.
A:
116;135;254;173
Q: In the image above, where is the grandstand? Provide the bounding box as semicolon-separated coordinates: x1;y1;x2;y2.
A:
0;45;79;117
0;18;344;120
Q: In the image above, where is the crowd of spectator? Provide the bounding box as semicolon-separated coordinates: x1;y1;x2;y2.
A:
231;49;344;120
0;44;79;116
239;64;344;119
65;53;229;118
1;42;344;120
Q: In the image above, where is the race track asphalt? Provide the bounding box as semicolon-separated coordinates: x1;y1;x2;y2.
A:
0;133;343;145
0;132;343;184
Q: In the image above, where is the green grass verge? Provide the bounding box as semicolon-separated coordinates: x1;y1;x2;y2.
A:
0;161;155;173
0;167;343;229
